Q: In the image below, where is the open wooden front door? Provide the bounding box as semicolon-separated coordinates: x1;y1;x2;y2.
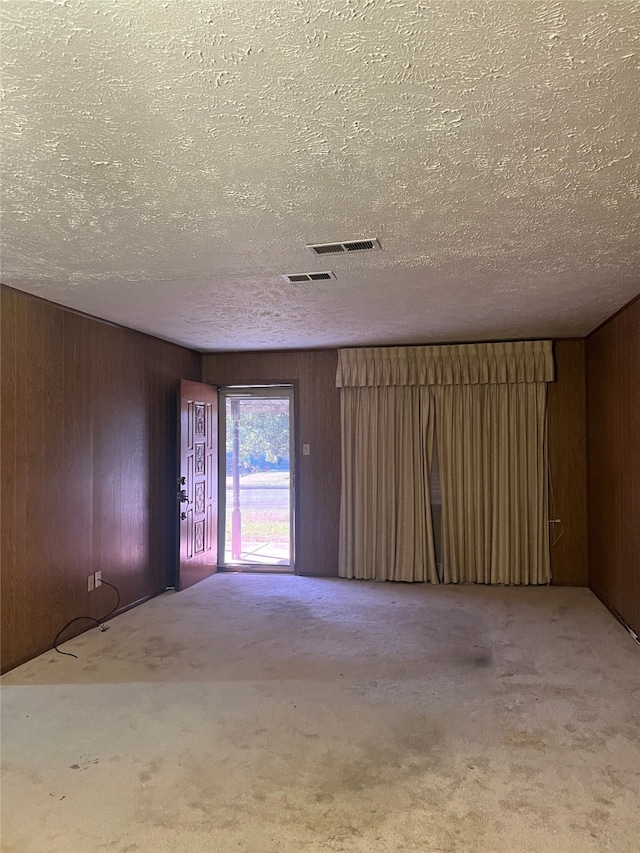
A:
177;380;218;591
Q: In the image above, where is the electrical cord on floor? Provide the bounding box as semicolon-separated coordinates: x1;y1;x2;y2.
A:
53;578;121;659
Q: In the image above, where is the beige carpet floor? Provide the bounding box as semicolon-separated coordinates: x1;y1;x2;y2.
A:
1;575;639;853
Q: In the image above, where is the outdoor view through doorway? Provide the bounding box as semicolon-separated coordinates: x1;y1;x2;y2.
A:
219;388;294;571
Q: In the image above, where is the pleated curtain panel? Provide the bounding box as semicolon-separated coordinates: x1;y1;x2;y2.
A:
336;341;555;585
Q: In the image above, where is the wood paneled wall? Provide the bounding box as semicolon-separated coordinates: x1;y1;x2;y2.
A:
203;350;341;577
586;297;640;635
547;340;588;585
1;286;202;672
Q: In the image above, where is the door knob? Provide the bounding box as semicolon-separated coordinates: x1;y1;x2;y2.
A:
178;489;188;503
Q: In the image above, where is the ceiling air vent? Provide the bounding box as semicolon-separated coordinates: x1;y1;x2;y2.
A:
306;238;381;255
283;271;336;283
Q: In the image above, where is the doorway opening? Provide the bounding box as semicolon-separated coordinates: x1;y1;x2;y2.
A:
218;387;294;571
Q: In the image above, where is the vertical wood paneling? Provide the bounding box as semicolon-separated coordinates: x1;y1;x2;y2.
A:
17;295;41;660
586;297;640;635
203;350;341;577
0;286;201;672
39;301;65;637
62;312;94;624
547;340;588;585
1;290;18;666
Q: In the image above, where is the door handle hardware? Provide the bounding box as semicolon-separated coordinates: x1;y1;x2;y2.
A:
178;489;188;503
180;512;187;521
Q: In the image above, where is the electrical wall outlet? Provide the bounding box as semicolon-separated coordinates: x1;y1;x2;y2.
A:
95;571;102;588
88;574;94;592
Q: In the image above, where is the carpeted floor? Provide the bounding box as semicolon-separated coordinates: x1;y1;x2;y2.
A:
2;574;639;853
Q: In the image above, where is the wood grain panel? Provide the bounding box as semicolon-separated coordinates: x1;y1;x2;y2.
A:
16;294;42;662
1;289;18;666
547;340;588;585
0;285;201;672
39;301;66;638
586;297;640;635
203;350;341;577
62;312;95;626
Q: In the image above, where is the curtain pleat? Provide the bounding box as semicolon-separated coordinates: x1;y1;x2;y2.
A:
338;386;438;582
337;341;554;388
436;383;550;585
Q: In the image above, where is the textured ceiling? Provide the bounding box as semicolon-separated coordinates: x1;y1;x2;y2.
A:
2;0;639;351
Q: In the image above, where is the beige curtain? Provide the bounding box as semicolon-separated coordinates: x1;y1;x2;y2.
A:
337;341;554;585
338;386;438;582
435;383;550;584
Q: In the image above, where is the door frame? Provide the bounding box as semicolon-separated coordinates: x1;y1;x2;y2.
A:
217;385;297;572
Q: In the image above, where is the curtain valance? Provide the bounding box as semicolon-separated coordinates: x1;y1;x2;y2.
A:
336;341;554;388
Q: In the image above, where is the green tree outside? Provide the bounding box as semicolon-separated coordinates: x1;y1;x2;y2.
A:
227;408;290;473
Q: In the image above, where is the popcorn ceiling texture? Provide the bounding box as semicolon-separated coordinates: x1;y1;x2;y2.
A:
1;0;639;351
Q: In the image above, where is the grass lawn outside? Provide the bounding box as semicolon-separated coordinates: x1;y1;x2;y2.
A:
225;470;290;489
225;509;289;544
